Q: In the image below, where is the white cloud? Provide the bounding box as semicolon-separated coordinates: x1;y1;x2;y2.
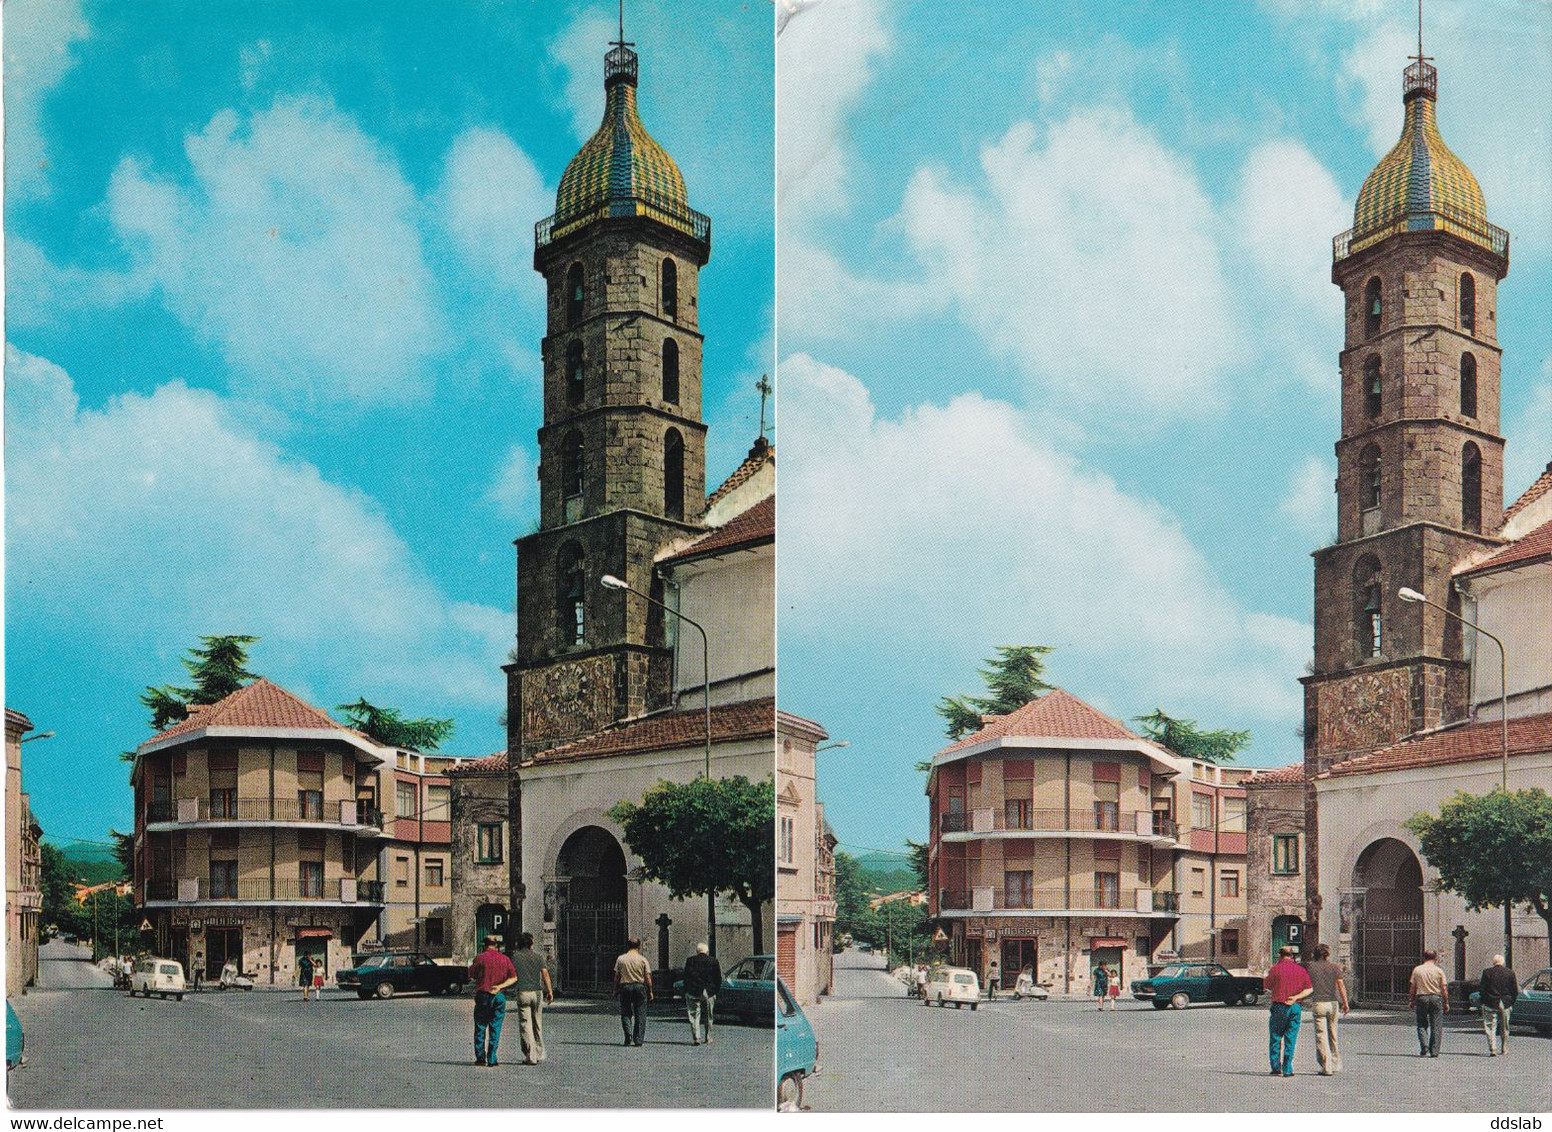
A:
778;352;1309;727
486;444;537;520
437;127;552;291
5;343;509;708
1278;454;1336;542
3;0;90;200
547;10;620;142
898;108;1240;415
104;96;446;408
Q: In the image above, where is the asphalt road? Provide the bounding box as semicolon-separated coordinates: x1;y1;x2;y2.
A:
805;950;1552;1112
9;941;772;1110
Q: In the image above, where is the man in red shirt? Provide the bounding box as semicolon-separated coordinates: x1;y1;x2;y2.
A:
1264;945;1314;1077
468;934;518;1067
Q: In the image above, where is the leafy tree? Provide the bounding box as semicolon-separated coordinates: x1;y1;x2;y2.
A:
833;851;871;929
110;831;134;879
905;840;930;891
1133;709;1251;764
40;843;89;940
935;645;1056;740
141;635;261;730
337;699;455;751
1406;788;1552;957
608;776;774;952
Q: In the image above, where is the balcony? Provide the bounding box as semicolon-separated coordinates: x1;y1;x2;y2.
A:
936;887;1181;917
1333;202;1510;265
535;190;711;251
145;797;384;831
142;877;387;906
939;807;1178;843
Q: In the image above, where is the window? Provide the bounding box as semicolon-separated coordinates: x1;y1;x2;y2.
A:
1460;272;1476;332
1462;442;1482;533
1220;870;1240;898
779;816;795;864
664;429;685;521
661;258;678;320
300;860;324;899
1221;796;1246;834
562;431;585;502
1004;798;1032;830
297;764;323;821
394;856;410;888
1272;834;1300;874
1190;867;1206;897
1093;779;1119;831
477;823;504;865
425;784;451;821
1354;556;1383;659
425;858;445;887
1364;355;1382;417
662;338;680;404
1135;936;1151;958
1221;928;1240;957
1191;791;1213;831
209;787;237;820
396;781;417;819
1364;276;1382;334
1460;353;1477;418
297;788;323;821
566;263;584;326
210;860;238;899
1005;870;1033;908
557;542;587;644
1095;871;1120;910
425;917;445;947
1359;443;1382;512
565;342;584;406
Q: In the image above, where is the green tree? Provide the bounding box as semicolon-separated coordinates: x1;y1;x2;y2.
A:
935;645;1056;740
141;634;261;730
40;843;88;940
1132;709;1251;764
336;699;455;751
905;840;929;890
1405;788;1552;957
833;851;871;931
608;776;774;953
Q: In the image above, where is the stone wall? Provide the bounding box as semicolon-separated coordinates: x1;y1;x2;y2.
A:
1244;778;1306;973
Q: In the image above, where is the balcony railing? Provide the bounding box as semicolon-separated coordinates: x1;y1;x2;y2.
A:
1333;201;1510;264
143;877;387;904
146;798;383;828
937;887;1181;915
535;190;711;250
940;808;1178;839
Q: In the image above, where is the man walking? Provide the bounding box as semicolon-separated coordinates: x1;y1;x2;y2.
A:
986;959;1000;1001
468;934;518;1067
1477;953;1518;1057
1264;945;1313;1077
682;942;721;1046
613;937;653;1047
1305;944;1350;1075
511;932;554;1065
1408;948;1449;1057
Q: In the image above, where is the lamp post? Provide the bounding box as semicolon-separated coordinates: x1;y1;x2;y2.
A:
601;574;716;956
1397;585;1512;963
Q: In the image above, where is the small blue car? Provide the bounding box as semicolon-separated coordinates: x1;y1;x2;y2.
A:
6;1001;24;1071
776;977;817;1111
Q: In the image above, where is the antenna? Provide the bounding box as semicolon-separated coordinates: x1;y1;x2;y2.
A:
756;374;772;440
612;0;633;52
1409;0;1433;71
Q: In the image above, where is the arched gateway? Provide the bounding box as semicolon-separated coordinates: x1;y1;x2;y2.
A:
555;825;628;994
1351;837;1424;1003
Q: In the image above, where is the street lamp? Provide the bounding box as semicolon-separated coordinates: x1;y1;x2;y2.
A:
600;573;717;956
816;740;850;752
1397;584;1513;962
19;731;56;744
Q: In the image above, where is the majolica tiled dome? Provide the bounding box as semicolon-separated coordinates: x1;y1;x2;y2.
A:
552;45;693;235
1350;62;1493;254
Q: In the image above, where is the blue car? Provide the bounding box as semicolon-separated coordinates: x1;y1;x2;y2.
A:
776;978;817;1111
6;1001;24;1071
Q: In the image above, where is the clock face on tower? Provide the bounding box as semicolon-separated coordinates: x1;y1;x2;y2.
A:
1313;668;1412;759
521;655;616;748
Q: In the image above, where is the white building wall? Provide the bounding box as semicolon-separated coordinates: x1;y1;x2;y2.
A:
671;546;774;706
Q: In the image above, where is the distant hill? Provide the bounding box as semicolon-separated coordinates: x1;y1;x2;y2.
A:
854;850;918;895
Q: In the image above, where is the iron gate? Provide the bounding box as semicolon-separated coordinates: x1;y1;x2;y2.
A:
559;903;625;994
1355;916;1422;1004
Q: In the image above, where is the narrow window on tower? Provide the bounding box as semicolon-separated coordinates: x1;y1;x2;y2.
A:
664;429;685;521
566;263;585;327
662;338;680;404
566;341;584;407
557;543;587;645
1353;556;1383;660
1460;352;1478;418
1359;443;1381;535
562;431;584;522
1462;442;1482;533
661;258;678;320
1364;356;1382;417
1364;277;1382;335
1459;273;1476;332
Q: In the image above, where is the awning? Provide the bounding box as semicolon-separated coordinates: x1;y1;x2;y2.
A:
297;928;333;939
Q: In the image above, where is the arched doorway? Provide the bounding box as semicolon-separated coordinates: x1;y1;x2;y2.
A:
555;826;627;994
1351;837;1424;1003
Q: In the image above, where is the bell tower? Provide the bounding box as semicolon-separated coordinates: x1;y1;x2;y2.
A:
1301;40;1510;928
506;31;713;759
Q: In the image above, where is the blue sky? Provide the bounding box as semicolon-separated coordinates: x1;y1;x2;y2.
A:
776;0;1552;857
4;0;774;849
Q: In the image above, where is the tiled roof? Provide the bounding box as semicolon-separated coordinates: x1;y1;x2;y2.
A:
707;437;773;509
148;678;343;745
1247;763;1304;786
1322;711;1552;779
6;708;35;733
1458;516;1552;576
658;495;773;566
936;689;1144;758
1503;462;1552;527
776;709;827;743
449;750;510;775
536;696;774;764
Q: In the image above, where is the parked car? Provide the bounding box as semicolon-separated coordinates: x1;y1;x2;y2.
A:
1468;967;1552;1035
339;952;467;999
718;955;776;1024
1130;962;1262;1009
128;957;186;1001
923;966;980;1009
6;1002;24;1071
776;978;817;1112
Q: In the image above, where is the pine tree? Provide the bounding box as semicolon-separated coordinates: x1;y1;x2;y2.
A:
141;635;261;731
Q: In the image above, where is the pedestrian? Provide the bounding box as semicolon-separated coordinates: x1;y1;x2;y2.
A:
613;936;653;1047
1477;953;1518;1057
510;932;553;1065
298;952;315;1002
1264;945;1313;1077
987;959;1000;1000
1408;948;1449;1058
468;934;518;1067
1014;965;1035;998
682;942;721;1046
1106;965;1121;1010
1305;943;1350;1075
1091;961;1109;1010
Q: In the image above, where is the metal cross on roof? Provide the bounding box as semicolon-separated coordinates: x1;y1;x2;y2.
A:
1410;0;1433;70
613;0;634;52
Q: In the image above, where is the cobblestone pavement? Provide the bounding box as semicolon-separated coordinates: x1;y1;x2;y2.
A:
805;951;1552;1112
9;946;771;1110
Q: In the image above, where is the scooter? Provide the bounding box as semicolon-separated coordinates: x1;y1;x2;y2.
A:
219;962;256;991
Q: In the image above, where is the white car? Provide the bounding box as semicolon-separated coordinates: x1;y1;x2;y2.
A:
128;958;186;1001
923;966;980;1009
